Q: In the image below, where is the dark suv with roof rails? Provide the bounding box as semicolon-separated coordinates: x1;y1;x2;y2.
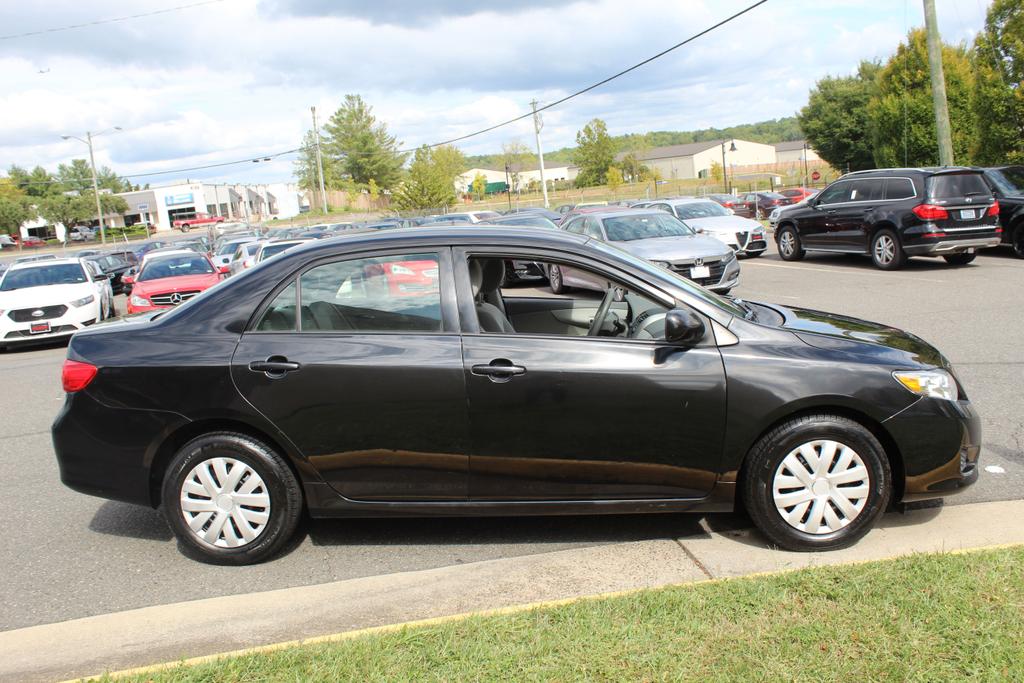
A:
774;167;1001;270
976;165;1024;259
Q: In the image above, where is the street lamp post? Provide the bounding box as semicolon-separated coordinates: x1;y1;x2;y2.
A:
61;127;121;245
721;140;737;194
802;141;810;187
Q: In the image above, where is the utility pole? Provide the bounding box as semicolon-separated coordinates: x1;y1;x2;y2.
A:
923;0;954;166
530;100;549;208
85;132;106;245
311;106;328;214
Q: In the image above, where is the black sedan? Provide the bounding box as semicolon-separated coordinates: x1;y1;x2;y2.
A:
53;227;980;564
83;253;133;294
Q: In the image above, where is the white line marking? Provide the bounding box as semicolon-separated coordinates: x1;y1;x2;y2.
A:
744;260;947;283
984;465;1006;474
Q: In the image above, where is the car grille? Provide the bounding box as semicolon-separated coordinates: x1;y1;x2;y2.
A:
668;258;727;287
5;325;76;338
8;305;68;322
149;290;201;306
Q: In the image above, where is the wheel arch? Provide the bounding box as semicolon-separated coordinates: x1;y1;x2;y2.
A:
733;404;905;513
868;220;899;242
147;418;306;508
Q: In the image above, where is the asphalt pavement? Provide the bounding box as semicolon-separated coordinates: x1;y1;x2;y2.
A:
0;240;1021;633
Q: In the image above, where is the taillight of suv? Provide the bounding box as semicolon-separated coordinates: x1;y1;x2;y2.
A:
987;200;1000;217
912;204;949;220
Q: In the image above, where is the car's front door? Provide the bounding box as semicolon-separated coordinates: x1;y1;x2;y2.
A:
800;180;852;248
829;178;884;251
456;249;727;501
230;248;471;501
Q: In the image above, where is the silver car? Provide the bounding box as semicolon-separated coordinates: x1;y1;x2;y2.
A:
555;209;740;293
637;198;768;256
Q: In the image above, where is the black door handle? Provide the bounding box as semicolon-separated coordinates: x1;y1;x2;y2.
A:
471;359;526;381
249;357;301;378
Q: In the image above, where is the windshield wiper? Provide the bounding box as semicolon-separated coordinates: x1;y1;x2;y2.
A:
731;297;757;321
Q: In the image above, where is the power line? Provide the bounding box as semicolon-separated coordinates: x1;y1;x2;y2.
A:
0;0;230;41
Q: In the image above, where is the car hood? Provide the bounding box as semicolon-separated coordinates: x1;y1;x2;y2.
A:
0;282;95;309
614;234;733;261
683;215;764;235
132;273;220;295
771;303;945;367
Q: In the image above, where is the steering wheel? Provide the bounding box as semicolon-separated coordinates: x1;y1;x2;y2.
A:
587;286;616;337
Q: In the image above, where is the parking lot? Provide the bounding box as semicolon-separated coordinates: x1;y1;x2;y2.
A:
1;240;1021;633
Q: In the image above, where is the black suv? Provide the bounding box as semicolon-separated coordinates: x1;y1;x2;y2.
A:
774;168;1000;270
977;165;1024;258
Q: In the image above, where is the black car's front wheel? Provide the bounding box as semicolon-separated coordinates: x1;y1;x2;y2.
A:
162;432;303;565
776;226;804;261
742;414;892;551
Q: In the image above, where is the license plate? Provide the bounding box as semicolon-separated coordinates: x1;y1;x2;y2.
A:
690;265;711;279
29;322;50;334
960;209;976;219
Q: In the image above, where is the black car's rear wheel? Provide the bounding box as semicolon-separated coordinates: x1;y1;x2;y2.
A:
162;432;302;565
943;253;976;266
777;226;804;261
742;414;891;551
871;229;906;270
1012;224;1024;259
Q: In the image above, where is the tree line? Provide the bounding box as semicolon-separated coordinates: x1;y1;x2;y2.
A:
798;0;1023;171
0;160;134;237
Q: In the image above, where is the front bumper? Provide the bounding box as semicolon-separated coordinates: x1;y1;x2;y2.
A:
883;396;981;502
0;304;100;346
904;236;1001;256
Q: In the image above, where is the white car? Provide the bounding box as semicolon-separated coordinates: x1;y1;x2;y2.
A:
638;198;768;257
0;234;16;249
227;241;265;277
254;239;313;263
212;236;259;270
769;198;813;229
0;258;112;349
67;226;96;242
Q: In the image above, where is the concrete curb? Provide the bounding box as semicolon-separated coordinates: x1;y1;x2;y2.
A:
2;499;1022;682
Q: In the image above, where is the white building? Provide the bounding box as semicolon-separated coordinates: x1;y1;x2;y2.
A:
457;164;578;193
616;139;779;181
773;140;821;164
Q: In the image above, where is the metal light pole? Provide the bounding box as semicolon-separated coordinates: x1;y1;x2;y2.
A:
311;106;328;215
61;127;121;245
530;100;549;208
721;140;737;194
802;141;809;187
922;0;954;165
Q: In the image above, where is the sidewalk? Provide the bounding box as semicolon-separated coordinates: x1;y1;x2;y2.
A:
3;500;1023;683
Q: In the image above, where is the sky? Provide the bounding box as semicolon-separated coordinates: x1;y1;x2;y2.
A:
0;0;992;186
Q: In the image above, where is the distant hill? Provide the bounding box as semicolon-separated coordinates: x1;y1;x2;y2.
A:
464;116;803;169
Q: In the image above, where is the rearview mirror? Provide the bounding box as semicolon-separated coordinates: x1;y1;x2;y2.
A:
664;308;706;346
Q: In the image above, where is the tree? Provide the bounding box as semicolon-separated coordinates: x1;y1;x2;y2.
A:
293;130;343;192
56;159;130;193
431;145;468;186
322;94;407;189
501;140;535;192
709;160;724;184
7;165;58;197
606;165;623;192
971;0;1024;164
572;119;615;187
798;61;881;172
867;29;973;168
38;194;92;229
392;146;460;211
0;194;32;237
471;172;487;200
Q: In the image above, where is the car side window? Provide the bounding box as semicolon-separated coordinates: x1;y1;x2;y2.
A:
884;178;916;200
849;179;884;202
816;181;852;205
294;252;443;333
255;281;297;331
564;217;586;234
583;218;604;240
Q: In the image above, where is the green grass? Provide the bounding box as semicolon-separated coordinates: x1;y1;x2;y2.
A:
100;547;1024;682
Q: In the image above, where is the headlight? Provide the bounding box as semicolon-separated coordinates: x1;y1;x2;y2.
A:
129;294;149;307
893;369;958;401
70;295;95;308
722;250;736;262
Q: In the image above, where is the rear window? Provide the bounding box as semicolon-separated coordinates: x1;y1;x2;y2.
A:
927;173;991;200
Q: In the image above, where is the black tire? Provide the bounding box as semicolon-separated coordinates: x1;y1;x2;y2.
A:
1012;224;1024;259
776;226;805;261
870;229;906;270
161;432;303;565
180;224;191;233
548;264;566;294
742;414;892;552
746;250;764;258
943;253;976;266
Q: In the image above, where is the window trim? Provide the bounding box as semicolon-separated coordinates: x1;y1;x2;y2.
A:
245;247;458;335
816;176;919;206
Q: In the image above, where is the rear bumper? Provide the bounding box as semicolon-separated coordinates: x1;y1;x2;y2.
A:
904;236;1001;256
883;397;981;502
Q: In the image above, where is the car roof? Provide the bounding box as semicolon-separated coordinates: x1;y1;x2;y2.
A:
8;257;84;271
143;249;204;263
565;207;673;221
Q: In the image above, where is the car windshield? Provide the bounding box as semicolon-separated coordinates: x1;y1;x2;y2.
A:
603;214;695;241
496;216;558;229
587;239;747;318
985;168;1024;196
760;192;787;199
259;243;299;260
139;255;214;281
217;240;250;255
673;202;731;219
0;263;87;291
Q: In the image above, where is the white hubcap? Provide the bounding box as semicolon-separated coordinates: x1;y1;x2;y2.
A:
180;457;271;548
875;235;895;264
772;440;870;535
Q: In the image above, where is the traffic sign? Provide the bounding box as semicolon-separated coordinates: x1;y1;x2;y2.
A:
811;170;821;181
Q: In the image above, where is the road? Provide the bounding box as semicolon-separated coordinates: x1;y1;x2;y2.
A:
1;241;1021;632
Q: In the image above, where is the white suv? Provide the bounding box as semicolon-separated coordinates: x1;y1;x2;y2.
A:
0;258;112;349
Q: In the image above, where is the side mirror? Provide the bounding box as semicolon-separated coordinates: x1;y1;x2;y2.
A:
218;265;231;274
122;274;135;285
664;308;706;346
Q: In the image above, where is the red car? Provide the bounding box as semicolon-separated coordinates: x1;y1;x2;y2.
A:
738;192;794;219
780;187;819;203
172;213;226;232
367;258;439;296
20;235;47;248
124;252;225;314
705;194;746;214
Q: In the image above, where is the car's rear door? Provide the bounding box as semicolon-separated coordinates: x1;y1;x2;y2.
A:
230;247;471;501
831;178;885;251
455;247;726;501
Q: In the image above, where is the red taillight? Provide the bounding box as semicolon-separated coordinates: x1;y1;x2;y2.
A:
912;204;949;220
987;200;1000;217
62;360;98;393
